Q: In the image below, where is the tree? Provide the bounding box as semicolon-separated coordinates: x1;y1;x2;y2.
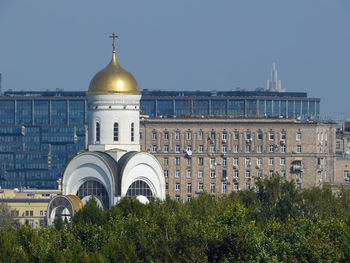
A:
0;202;12;227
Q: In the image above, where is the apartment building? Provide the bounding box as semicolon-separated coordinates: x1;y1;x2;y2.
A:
140;118;336;200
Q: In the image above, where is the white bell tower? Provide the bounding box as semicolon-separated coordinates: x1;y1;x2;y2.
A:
86;33;141;155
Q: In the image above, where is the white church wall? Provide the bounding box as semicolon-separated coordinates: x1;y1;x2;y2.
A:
120;153;165;201
62;152;116;208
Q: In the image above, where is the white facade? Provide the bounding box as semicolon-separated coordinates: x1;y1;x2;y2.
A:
88;94;141;152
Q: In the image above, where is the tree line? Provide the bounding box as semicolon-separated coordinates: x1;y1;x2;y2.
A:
1;176;350;262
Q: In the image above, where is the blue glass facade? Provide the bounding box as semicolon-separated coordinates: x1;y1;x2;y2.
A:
0;95;86;189
141;90;320;119
0;89;320;189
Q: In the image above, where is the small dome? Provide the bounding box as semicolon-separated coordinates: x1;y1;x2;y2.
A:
87;52;140;95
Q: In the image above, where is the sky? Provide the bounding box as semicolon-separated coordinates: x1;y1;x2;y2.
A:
0;0;349;119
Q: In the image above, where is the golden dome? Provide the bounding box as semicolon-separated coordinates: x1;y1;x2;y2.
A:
87;42;140;95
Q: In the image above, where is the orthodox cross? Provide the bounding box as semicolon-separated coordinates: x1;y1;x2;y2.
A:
109;32;118;53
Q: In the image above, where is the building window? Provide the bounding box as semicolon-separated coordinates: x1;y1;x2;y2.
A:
257;158;262;166
198;170;204;178
164;170;168;178
280;158;286;165
210;170;216;179
296;145;302;153
246;132;251;140
210;132;216;140
175;183;180;191
257;132;263;140
245;170;251;179
234;183;239;192
199;157;204;166
187;183;192;194
317;157;324;166
344;171;350;180
269;158;274;166
164;157;168;166
222;169;227;180
166;183;169;191
152;131;157;140
296;171;302;181
176;145;180;153
175;170;180;178
187;158;192;167
210;158;216;169
199;145;204;153
269;132;274;141
222;145;227;153
198;131;203;140
152;145;157;153
113;123;119;142
245;158;251;168
234;132;239;140
222;183;227;194
164;145;169;153
269;145;274;153
297;183;301;190
175;132;180;140
187;131;192;140
281;132;286;141
233;144;239;153
245;145;251;153
336;141;341;149
222;158;227;168
198;183;204;192
175;195;180;201
233;170;239;179
131;123;135;142
175;157;180;166
245;182;251;190
257;145;263;153
187;145;192;151
222;132;227;141
187;170;192;178
95;122;100;142
296;132;302;141
233;158;239;167
164;132;169;140
281;145;286;153
210;145;215;153
281;170;286;178
210;183;215;194
269;170;274;178
257;170;262;178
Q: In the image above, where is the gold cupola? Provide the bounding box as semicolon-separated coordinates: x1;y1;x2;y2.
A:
87;33;140;95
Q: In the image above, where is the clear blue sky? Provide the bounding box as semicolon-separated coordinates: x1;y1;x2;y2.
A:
0;0;349;119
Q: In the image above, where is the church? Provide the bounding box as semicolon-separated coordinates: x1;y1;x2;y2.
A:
47;33;165;224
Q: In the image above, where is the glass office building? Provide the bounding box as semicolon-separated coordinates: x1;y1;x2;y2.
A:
0;92;87;189
140;90;320;119
0;90;320;189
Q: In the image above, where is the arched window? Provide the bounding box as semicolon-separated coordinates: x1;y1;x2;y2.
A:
76;180;109;209
126;180;152;200
131;122;134;142
96;122;100;142
113;123;119;142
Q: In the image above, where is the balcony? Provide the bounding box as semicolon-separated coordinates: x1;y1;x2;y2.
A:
292;165;303;172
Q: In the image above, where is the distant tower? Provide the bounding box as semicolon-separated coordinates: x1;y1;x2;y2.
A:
267;62;284;92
